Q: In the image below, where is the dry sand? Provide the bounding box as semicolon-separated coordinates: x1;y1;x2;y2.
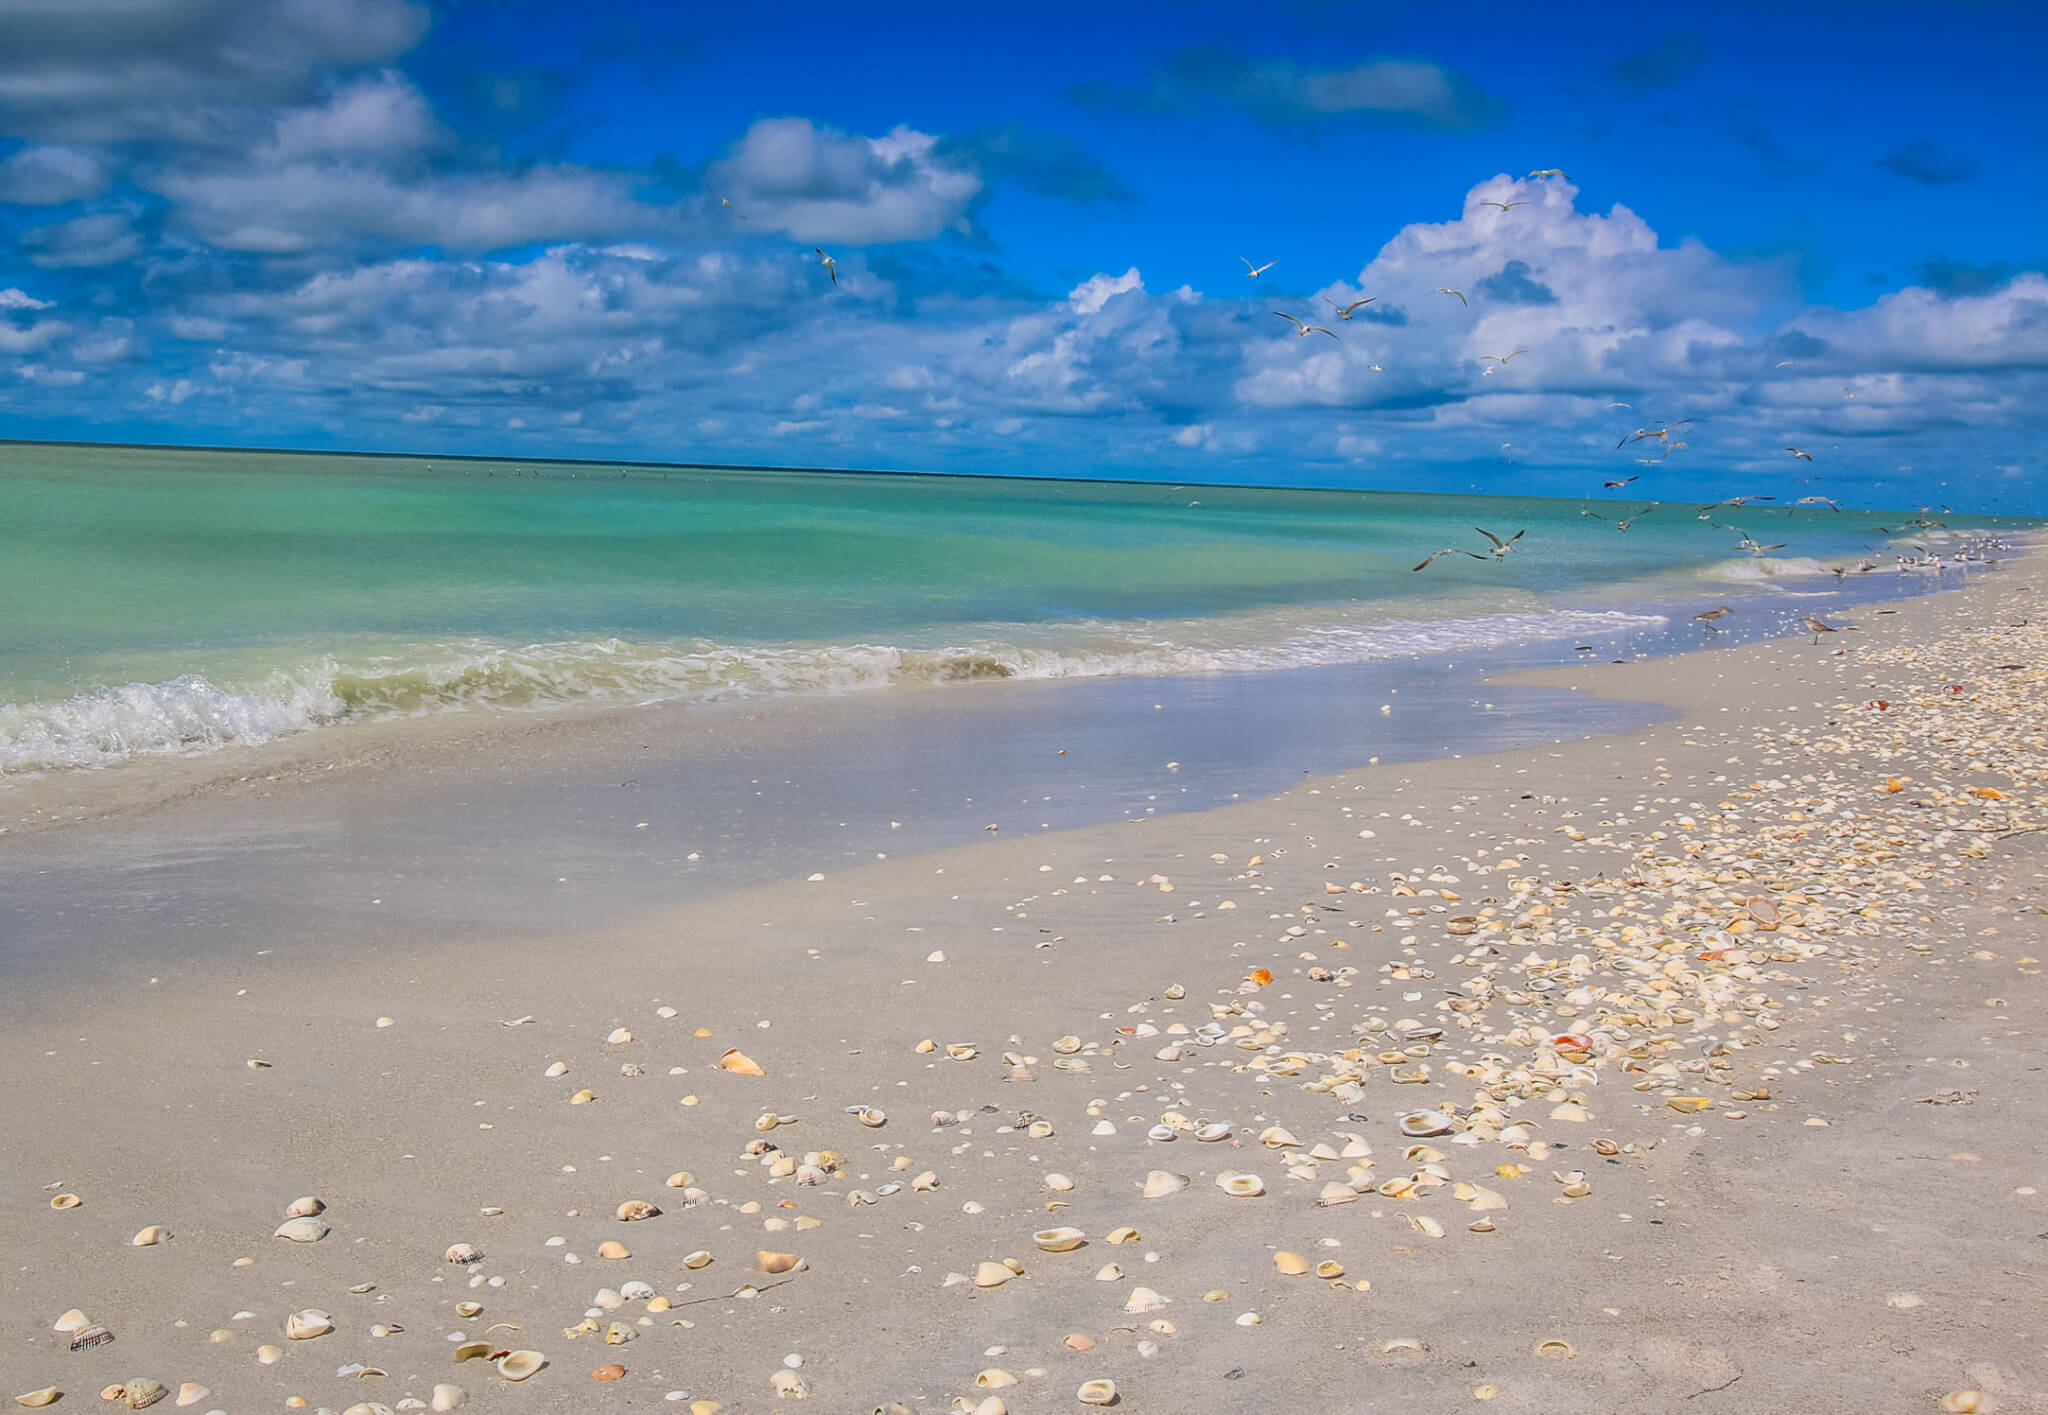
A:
5;557;2045;1415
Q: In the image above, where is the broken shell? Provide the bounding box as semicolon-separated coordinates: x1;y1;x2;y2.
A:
1063;1334;1095;1352
592;1365;625;1382
494;1351;545;1381
682;1250;713;1269
615;1200;660;1222
595;1241;630;1260
1094;1264;1122;1281
284;1196;325;1218
756;1251;802;1274
174;1385;208;1407
1396;1110;1453;1138
274;1217;331;1243
1139;1171;1187;1199
603;1323;634;1346
1145;1124;1176;1142
606;1028;632;1044
945;1044;978;1061
1051;1036;1082;1054
14;1390;61;1409
444;1244;484;1265
1257;1126;1298;1149
68;1327;113;1353
718;1049;765;1076
618;1281;655;1301
1105;1227;1140;1244
1939;1393;1985;1414
54;1311;90;1334
1534;1340;1577;1359
452;1345;493;1363
1033;1227;1086;1252
972;1261;1016;1288
430;1385;464;1412
768;1370;808;1399
1272;1251;1310;1276
48;1194;82;1211
130;1226;168;1247
1218;1173;1265;1197
122;1381;167;1410
1314;1260;1344;1279
1077;1378;1119;1405
455;1302;483;1318
974;1370;1017;1388
285;1310;334;1340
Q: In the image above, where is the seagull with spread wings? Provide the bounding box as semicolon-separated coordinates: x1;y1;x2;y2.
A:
1786;447;1813;461
1436;287;1468;305
717;194;746;219
1479;199;1529;211
1240;256;1276;278
1793;495;1842;511
1325;296;1378;320
815;248;838;284
1273;311;1339;340
1479;349;1528;375
1528;168;1570;180
1475;527;1525;560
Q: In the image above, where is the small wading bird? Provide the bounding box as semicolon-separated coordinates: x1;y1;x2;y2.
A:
1786;447;1813;461
1436;287;1468;305
1804;614;1854;646
1240;256;1275;279
1325;296;1377;320
1479;198;1528;211
815;248;838;284
1695;605;1732;629
1273;311;1338;339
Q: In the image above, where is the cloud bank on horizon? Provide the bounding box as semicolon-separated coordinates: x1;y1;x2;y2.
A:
1;0;2044;511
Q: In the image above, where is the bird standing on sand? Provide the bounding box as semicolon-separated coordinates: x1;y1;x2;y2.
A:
1804;614;1853;645
1241;256;1276;278
1695;605;1732;629
1273;311;1338;339
816;248;838;284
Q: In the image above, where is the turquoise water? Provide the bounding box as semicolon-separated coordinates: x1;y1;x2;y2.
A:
0;442;2027;772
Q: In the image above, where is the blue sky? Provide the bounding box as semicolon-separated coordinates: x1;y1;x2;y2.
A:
1;0;2044;510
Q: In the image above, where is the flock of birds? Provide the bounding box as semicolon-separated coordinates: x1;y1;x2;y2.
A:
719;171;2012;643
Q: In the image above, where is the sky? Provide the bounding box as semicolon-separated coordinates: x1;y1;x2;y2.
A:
1;0;2045;511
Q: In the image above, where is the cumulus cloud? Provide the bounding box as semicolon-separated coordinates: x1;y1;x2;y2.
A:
18;205;146;266
1073;47;1505;130
703;118;983;245
0;144;108;203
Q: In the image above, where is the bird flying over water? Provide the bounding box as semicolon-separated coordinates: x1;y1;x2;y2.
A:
1436;287;1468;305
1786;447;1813;460
1273;311;1338;339
1479;349;1528;365
1413;547;1485;571
1240;256;1276;278
1793;496;1842;511
1604;475;1639;487
1325;296;1378;320
1703;495;1777;509
1475;527;1525;560
1480;199;1529;211
815;248;838;284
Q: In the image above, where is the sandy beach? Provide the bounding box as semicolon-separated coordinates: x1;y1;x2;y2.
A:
5;554;2045;1415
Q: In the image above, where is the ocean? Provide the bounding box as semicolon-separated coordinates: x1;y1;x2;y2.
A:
0;441;2026;776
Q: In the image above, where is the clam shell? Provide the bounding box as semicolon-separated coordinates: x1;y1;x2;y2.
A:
285;1309;334;1340
1033;1227;1086;1252
130;1226;168;1247
174;1384;209;1407
284;1196;325;1218
972;1261;1016;1288
274;1217;331;1243
123;1380;168;1409
256;1346;283;1365
856;1107;887;1127
615;1200;660;1222
1257;1126;1298;1149
755;1251;802;1273
1146;1124;1176;1142
717;1049;765;1076
1139;1171;1186;1199
494;1351;545;1381
444;1244;484;1265
1534;1339;1576;1359
49;1194;82;1210
1397;1110;1454;1138
14;1390;61;1409
596;1241;630;1260
1272;1251;1310;1275
1314;1260;1345;1279
53;1310;90;1335
1105;1226;1140;1244
1194;1123;1231;1142
430;1384;465;1411
451;1344;493;1363
974;1370;1017;1388
683;1250;713;1269
1077;1378;1120;1405
592;1364;625;1381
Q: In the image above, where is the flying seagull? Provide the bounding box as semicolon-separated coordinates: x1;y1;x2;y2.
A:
1366;363;1385;372
1843;386;1856;399
1480;199;1529;211
1325;296;1378;320
1436;287;1468;305
1273;311;1338;339
1528;168;1570;180
1604;475;1640;487
1703;495;1777;508
1240;256;1276;278
1738;535;1787;558
1794;495;1842;511
717;194;747;219
1615;504;1657;531
1786;447;1813;461
1608;402;1633;409
816;248;838;284
1479;349;1528;366
1475;527;1525;560
1413;548;1485;572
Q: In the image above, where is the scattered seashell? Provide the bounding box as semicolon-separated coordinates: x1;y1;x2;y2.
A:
1123;1287;1167;1314
1534;1340;1577;1359
14;1390;61;1409
1218;1173;1264;1197
1272;1251;1310;1276
1077;1380;1118;1407
130;1227;168;1247
1033;1227;1086;1252
1235;1312;1261;1327
1939;1393;1985;1414
1105;1227;1140;1244
683;1250;713;1269
174;1385;208;1408
596;1241;630;1260
1094;1263;1122;1282
1045;1174;1075;1192
718;1049;765;1076
48;1194;81;1210
1316;1183;1358;1207
856;1107;887;1127
274;1217;330;1243
1397;1110;1453;1138
444;1244;484;1265
973;1261;1016;1288
452;1345;493;1363
1194;1123;1231;1143
68;1327;113;1353
756;1251;802;1273
455;1302;483;1318
123;1381;168;1410
945;1044;978;1062
615;1200;660;1222
974;1370;1017;1389
592;1365;625;1382
256;1346;283;1365
768;1370;807;1399
1257;1126;1298;1149
1064;1333;1096;1352
54;1311;90;1335
1139;1171;1186;1199
494;1351;545;1381
285;1310;334;1340
429;1384;464;1412
1314;1260;1344;1279
284;1195;325;1217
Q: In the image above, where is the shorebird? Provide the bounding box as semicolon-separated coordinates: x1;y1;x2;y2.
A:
1475;527;1525;560
1240;256;1276;278
1604;475;1640;487
1786;447;1813;461
1804;614;1853;645
717;194;746;219
1702;495;1777;509
816;248;838;284
1793;495;1842;511
1528;168;1570;180
1694;605;1732;629
1479;199;1529;211
1436;287;1468;305
1615;505;1657;531
1325;296;1377;320
1738;535;1787;558
1413;547;1484;571
1479;348;1528;367
1273;311;1338;339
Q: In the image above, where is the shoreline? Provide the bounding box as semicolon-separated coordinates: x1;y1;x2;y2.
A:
3;549;2044;1411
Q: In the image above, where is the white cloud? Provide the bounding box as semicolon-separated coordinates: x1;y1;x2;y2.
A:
0;144;108;204
1069;267;1142;315
266;72;440;161
0;287;55;310
705;117;982;244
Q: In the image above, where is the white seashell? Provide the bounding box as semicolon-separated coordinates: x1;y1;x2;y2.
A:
286;1309;334;1340
274;1217;331;1243
1094;1263;1123;1281
1194;1123;1231;1142
1139;1170;1187;1198
1146;1124;1176;1142
444;1244;484;1265
430;1384;465;1411
1257;1126;1298;1149
1078;1379;1119;1406
1092;1120;1117;1136
1045;1173;1075;1192
1027;1120;1054;1139
972;1261;1016;1288
257;1345;283;1364
856;1107;887;1127
1397;1110;1454;1138
284;1196;326;1218
769;1369;808;1398
1123;1286;1168;1313
53;1310;90;1334
1218;1173;1265;1197
1033;1227;1086;1252
974;1370;1017;1388
174;1386;210;1408
683;1250;713;1269
131;1225;168;1246
606;1028;632;1045
543;1061;568;1077
495;1350;545;1380
619;1281;655;1301
15;1391;62;1410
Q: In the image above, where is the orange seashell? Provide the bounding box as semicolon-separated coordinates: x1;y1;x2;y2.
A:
592;1364;626;1381
1884;778;1904;792
1974;787;2006;800
1246;969;1273;986
717;1048;765;1076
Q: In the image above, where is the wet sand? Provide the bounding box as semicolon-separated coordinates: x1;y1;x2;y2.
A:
4;557;2045;1414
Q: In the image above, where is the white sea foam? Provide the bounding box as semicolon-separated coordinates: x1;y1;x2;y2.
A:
1697;555;1838;582
0;608;1664;774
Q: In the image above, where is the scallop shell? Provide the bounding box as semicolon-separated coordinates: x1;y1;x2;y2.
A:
1077;1378;1120;1405
444;1243;484;1265
615;1200;660;1222
285;1309;334;1340
123;1380;168;1409
1139;1171;1187;1199
1122;1287;1167;1314
683;1250;713;1269
274;1217;331;1243
1033;1227;1086;1253
284;1195;325;1217
494;1351;545;1381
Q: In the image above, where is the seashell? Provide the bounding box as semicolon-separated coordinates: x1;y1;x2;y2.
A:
1077;1380;1119;1406
768;1370;807;1399
430;1385;464;1412
756;1251;802;1274
1033;1227;1086;1252
618;1280;655;1301
495;1351;545;1381
615;1200;660;1222
1380;1337;1425;1355
455;1301;484;1318
284;1195;325;1218
1534;1340;1577;1359
1314;1260;1345;1279
972;1261;1016;1288
54;1310;90;1334
1051;1036;1082;1054
1257;1126;1298;1149
1123;1287;1167;1314
256;1346;283;1365
592;1365;625;1381
646;1297;671;1312
1105;1226;1140;1244
1145;1124;1176;1142
718;1049;765;1076
1397;1110;1453;1138
856;1107;887;1127
274;1217;331;1243
1139;1171;1187;1199
945;1044;978;1061
1045;1174;1075;1192
543;1061;568;1078
1939;1393;1985;1414
286;1310;333;1340
603;1323;634;1346
1194;1123;1231;1143
1410;1215;1445;1239
1094;1263;1123;1281
122;1381;167;1410
68;1326;113;1352
48;1194;82;1210
452;1344;493;1363
15;1390;62;1409
130;1226;168;1247
174;1385;209;1407
1316;1182;1359;1207
1218;1173;1265;1197
596;1241;630;1260
1027;1120;1054;1139
1272;1251;1310;1275
444;1244;484;1265
974;1370;1017;1388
